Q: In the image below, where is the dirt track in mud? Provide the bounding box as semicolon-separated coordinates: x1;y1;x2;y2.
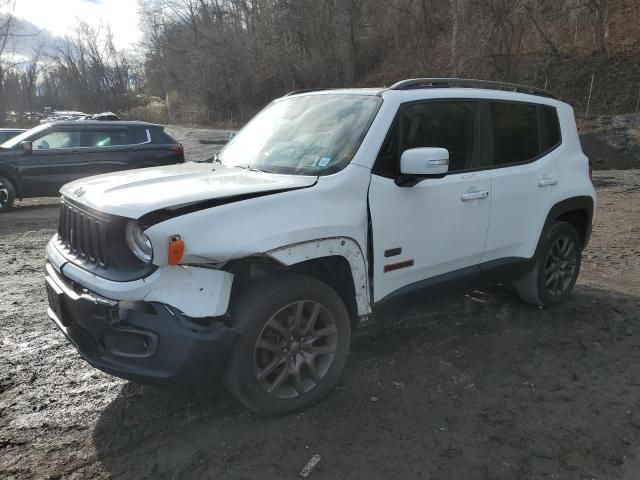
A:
1;145;640;478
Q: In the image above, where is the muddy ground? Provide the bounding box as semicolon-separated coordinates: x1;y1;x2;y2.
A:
1;130;640;479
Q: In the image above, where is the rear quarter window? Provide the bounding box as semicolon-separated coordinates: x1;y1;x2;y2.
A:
149;128;176;145
542;106;561;151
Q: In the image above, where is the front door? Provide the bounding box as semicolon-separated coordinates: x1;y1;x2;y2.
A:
368;100;492;303
18;126;86;196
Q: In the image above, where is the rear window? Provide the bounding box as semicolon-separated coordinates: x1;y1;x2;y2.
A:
490;102;540;165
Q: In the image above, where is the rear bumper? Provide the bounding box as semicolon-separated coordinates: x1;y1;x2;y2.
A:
45;262;239;384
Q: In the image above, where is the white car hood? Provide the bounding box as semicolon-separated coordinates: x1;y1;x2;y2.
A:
60;163;317;218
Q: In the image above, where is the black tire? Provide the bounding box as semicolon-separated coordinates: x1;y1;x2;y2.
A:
223;273;351;416
0;175;16;212
515;221;582;307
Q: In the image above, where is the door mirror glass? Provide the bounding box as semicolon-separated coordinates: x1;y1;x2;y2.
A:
20;141;32;154
400;147;449;176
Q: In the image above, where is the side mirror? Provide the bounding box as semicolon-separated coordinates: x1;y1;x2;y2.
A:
397;147;449;186
20;141;33;154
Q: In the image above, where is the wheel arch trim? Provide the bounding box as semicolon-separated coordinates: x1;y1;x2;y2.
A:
537;195;594;255
0;167;21;198
266;237;372;316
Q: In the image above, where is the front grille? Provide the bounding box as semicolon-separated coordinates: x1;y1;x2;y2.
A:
57;201;109;267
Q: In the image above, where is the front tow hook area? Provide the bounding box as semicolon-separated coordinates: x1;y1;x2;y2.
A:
45;262;240;383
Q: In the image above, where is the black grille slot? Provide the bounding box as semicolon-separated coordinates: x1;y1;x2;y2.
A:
57;201;108;267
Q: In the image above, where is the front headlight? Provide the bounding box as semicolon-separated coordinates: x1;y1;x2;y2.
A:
125;220;153;263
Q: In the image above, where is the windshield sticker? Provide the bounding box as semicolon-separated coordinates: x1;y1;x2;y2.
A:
318;157;331;167
300;155;319;167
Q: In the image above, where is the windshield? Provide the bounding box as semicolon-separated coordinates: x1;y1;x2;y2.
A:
219;94;381;175
0;124;50;149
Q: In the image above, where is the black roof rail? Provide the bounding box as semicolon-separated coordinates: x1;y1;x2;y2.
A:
284;88;332;97
388;78;556;99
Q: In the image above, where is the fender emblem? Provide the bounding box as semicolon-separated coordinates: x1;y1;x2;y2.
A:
73;186;86;198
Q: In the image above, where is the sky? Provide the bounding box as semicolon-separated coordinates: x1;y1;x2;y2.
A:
3;0;141;50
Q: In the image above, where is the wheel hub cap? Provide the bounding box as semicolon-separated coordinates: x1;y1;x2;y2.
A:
0;184;8;206
253;300;338;399
544;235;578;296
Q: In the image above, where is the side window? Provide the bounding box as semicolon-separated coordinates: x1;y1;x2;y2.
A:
130;127;150;144
373;101;477;177
542;106;561;151
88;130;129;147
490;102;540;165
33;130;82;150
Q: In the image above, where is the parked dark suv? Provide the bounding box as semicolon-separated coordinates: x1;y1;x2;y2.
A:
0;121;184;211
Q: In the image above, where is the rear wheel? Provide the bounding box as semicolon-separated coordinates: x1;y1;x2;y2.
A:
515;221;582;307
0;175;16;212
223;273;351;416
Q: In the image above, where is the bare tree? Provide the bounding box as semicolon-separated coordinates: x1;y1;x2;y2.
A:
0;0;16;122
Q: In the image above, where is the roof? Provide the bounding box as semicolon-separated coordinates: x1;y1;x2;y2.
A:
284;88;385;97
42;120;162;128
285;78;555;100
0;128;26;132
388;78;554;98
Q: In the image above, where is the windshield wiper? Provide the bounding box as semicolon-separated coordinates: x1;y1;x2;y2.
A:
235;164;270;173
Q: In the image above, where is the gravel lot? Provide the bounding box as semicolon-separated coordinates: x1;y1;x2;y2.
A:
1;129;639;479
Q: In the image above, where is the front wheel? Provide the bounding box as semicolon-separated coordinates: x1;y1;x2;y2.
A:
515;221;582;307
223;273;351;416
0;175;16;212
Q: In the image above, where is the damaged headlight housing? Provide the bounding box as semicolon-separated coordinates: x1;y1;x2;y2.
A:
125;220;153;263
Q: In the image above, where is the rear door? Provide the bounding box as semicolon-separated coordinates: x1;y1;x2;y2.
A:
83;126;133;174
18;126;85;196
481;101;563;263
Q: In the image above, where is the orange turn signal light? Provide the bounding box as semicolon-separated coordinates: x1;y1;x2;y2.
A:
168;236;185;265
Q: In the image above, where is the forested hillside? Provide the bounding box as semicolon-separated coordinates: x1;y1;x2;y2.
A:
138;0;640;124
1;0;639;126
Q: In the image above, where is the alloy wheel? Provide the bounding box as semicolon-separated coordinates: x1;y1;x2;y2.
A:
544;235;578;296
253;300;338;399
0;182;8;207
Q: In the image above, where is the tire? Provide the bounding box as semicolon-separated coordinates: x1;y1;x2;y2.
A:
223;273;351;416
515;221;582;307
0;175;16;212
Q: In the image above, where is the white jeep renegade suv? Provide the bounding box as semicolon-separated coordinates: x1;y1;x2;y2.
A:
45;78;596;415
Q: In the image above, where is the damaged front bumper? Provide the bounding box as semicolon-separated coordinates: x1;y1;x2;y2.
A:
46;238;233;318
45;239;239;384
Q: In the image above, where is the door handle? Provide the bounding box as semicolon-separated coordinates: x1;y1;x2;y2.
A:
461;190;489;201
538;177;558;187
